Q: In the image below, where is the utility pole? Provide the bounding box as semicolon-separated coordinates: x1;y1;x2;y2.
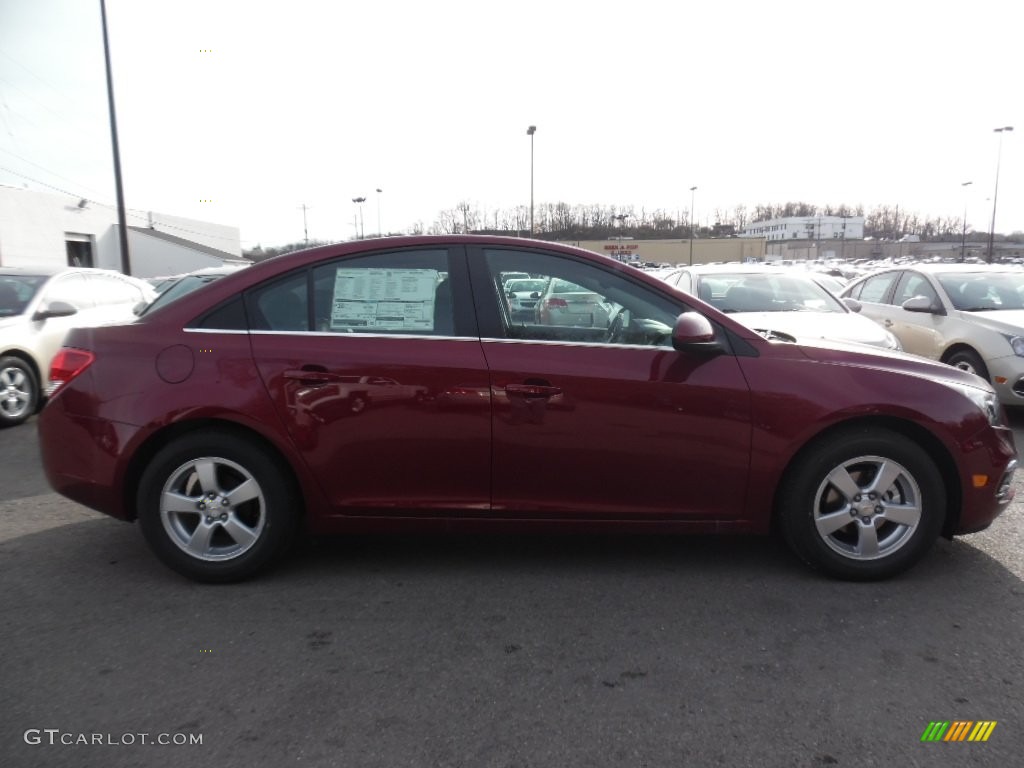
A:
688;186;697;265
100;0;130;275
960;181;973;262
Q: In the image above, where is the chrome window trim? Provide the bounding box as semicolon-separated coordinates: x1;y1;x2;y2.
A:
184;327;667;350
183;328;250;335
481;336;672;351
248;330;479;341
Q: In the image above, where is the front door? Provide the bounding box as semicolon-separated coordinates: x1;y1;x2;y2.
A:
472;246;753;520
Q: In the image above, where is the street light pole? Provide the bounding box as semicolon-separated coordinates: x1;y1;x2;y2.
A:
688;186;697;265
526;125;536;236
960;181;973;262
299;203;310;245
375;188;383;236
987;126;1014;263
352;196;366;239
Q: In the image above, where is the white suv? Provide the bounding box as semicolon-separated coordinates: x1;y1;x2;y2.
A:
0;267;156;426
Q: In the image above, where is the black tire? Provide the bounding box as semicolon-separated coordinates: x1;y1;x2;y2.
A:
0;356;38;428
778;428;945;581
945;349;990;382
137;431;299;582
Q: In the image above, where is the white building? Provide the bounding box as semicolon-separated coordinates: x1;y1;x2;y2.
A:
0;185;248;277
741;215;865;242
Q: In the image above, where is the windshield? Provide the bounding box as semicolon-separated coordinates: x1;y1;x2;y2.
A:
936;272;1024;311
0;275;47;318
698;273;847;314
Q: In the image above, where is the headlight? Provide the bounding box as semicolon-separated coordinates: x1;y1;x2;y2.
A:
884;331;902;350
950;383;1003;426
1007;335;1024;357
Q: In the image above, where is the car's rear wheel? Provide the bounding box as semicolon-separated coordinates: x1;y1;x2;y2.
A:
0;356;38;428
946;348;990;382
779;428;945;580
137;431;299;582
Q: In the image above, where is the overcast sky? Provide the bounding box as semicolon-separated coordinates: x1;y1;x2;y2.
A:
1;0;1021;250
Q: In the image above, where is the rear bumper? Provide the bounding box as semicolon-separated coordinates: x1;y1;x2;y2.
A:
38;396;139;520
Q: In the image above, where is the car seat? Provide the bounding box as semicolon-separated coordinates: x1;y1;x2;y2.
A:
261;291;306;331
0;283;21;314
722;284;771;313
433;279;453;335
960;282;996;310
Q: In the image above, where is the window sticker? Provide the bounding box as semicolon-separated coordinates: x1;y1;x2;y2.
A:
330;268;438;331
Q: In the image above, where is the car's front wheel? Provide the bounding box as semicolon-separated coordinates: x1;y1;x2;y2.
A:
779;428;945;580
945;348;990;382
0;356;38;428
137;431;299;582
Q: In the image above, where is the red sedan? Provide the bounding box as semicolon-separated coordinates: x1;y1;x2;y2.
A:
38;236;1017;582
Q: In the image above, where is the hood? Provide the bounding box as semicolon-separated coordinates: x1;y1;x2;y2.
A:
960;309;1024;336
795;338;991;391
728;310;897;349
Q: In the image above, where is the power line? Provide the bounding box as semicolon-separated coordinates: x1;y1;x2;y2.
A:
0;164;241;243
0;146;109;199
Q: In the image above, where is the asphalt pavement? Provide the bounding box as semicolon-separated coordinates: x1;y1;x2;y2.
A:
1;415;1022;768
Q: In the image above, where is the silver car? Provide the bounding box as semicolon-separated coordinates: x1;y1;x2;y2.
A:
503;278;549;320
661;265;901;350
535;278;614;329
842;264;1024;405
0;267;155;426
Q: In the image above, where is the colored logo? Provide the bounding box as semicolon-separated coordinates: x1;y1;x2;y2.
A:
921;721;997;742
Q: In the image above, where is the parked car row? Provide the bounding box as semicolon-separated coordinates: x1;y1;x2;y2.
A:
655;264;901;350
840;264;1024;407
37;236;1016;584
653;258;1024;409
0;267;156;427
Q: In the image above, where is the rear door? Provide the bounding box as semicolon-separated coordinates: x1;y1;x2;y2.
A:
247;246;492;515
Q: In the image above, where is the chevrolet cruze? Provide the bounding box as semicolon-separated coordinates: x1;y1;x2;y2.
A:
38;237;1017;582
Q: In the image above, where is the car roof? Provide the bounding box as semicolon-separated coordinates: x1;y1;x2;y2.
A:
682;263;808;273
908;263;1024;273
0;266;146;279
0;266;63;277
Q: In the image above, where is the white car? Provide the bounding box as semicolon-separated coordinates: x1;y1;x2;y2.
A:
503;277;549;320
842;264;1024;406
0;267;156;426
661;265;901;350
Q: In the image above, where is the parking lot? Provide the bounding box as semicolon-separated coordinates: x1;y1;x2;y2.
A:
1;413;1022;767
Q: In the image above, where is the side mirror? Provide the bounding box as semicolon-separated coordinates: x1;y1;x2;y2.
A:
902;295;943;314
31;301;77;321
842;297;863;313
671;311;721;353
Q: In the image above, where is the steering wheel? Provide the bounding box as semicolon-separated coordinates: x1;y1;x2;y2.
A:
606;308;627;343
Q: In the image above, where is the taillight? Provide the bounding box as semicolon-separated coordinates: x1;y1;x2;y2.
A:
47;348;95;397
544;298;569;308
